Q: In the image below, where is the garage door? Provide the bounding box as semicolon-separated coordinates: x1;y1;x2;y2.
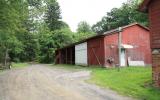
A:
75;42;88;65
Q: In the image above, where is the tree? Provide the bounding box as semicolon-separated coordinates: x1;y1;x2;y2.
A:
92;0;148;34
75;21;95;41
38;26;74;63
77;21;92;33
10;31;40;62
0;0;85;64
45;0;64;31
0;0;28;65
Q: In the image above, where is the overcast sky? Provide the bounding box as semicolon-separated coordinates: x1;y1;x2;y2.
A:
57;0;127;32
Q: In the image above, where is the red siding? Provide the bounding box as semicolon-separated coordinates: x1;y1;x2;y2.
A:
104;25;151;66
149;0;160;48
55;24;151;68
122;25;151;65
87;37;105;66
148;0;160;87
104;33;119;66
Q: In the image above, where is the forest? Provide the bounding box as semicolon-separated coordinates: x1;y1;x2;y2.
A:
0;0;148;65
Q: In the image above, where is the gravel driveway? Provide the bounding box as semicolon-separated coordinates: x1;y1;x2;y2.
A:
0;64;133;100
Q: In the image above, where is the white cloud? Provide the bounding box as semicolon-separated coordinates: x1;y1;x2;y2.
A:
57;0;127;32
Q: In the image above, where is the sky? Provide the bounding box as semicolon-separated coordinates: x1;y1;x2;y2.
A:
57;0;127;32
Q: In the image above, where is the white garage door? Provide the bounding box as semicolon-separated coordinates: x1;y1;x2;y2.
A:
75;42;88;65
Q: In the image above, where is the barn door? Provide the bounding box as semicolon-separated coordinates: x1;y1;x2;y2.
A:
75;42;88;66
120;49;126;66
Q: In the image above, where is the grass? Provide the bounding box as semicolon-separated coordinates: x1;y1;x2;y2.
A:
51;64;91;71
12;62;29;68
88;67;160;100
53;64;160;100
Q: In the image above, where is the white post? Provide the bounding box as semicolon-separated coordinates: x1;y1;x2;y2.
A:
118;27;122;67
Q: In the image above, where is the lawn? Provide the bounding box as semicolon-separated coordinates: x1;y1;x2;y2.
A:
88;67;160;100
53;64;160;100
53;64;89;70
12;62;29;68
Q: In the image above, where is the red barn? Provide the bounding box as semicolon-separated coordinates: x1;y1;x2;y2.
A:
55;23;151;67
140;0;160;87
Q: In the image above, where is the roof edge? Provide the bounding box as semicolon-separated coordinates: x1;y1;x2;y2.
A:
103;23;149;36
122;23;149;31
56;23;149;51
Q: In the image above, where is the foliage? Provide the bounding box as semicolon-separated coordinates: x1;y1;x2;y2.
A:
0;0;28;65
38;26;74;63
77;21;92;33
0;0;149;64
45;0;64;31
12;62;30;68
11;32;40;62
0;0;76;64
92;0;148;34
74;32;94;41
75;21;95;41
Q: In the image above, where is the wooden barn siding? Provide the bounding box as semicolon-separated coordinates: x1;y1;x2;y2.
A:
148;0;160;87
87;37;105;66
122;25;151;65
104;33;119;66
149;0;160;48
104;25;151;66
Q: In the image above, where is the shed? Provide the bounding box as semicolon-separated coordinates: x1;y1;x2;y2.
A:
55;23;151;67
139;0;160;87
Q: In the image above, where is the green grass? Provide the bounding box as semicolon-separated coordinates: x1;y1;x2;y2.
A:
12;62;29;68
88;67;160;100
53;64;160;100
51;64;91;71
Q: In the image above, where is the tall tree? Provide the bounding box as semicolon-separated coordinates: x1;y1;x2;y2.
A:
0;0;28;65
77;21;92;33
92;0;148;34
38;26;74;63
45;0;63;31
0;0;78;64
75;21;95;41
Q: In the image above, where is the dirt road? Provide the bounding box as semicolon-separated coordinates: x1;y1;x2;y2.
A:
0;64;133;100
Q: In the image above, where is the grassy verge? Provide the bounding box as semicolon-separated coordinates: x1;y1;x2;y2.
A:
53;64;160;100
12;62;29;68
51;64;91;71
88;67;160;100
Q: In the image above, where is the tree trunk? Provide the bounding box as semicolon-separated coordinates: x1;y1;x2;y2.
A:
4;48;8;67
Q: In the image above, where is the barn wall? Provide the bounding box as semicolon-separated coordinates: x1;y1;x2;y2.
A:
149;0;160;48
87;37;105;66
104;25;151;66
148;0;160;87
104;33;119;66
122;25;151;65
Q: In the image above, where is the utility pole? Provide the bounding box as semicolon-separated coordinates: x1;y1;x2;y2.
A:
118;27;122;71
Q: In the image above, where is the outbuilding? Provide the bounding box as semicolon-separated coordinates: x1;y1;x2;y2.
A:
55;23;151;67
139;0;160;87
